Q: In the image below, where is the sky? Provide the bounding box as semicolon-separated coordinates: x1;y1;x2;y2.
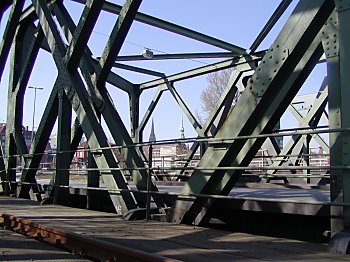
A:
0;0;327;146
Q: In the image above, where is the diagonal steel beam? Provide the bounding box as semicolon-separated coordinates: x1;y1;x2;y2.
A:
137;86;164;142
113;62;164;77
54;1;165;209
170;0;334;225
139;54;263;91
18;89;59;198
288;100;328;152
250;0;293;52
5;21;45;196
0;0;25;82
30;0;139;213
97;0;142;86
65;0;103;71
166;82;202;133
174;58;256;178
266;81;329;176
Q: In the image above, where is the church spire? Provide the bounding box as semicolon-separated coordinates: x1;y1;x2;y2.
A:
149;118;156;142
180;116;185;139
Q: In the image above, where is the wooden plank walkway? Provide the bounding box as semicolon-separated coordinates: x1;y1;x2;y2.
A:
0;196;349;261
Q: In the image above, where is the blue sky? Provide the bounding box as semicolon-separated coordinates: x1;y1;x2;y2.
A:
0;0;327;144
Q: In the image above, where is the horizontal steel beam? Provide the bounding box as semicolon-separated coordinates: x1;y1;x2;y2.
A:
139;54;263;90
113;62;164;77
114;52;239;62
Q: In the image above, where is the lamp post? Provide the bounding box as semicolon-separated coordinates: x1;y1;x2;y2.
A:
28;86;43;144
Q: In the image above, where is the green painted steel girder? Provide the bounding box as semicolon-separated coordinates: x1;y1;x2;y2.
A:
250;0;292;52
170;0;334;225
97;0;143;86
30;0;140;213
137;86;164;141
266;80;329;176
53;1;165;209
0;0;25;82
139;54;263;91
113;62;164;77
5;20;45;197
54;90;71;204
166;82;202;133
115;52;239;62
65;0;103;71
174;57;256;178
326;0;350;234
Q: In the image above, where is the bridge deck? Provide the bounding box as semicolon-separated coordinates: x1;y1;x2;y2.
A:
0;196;348;261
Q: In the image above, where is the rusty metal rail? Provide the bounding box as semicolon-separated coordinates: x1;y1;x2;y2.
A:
1;214;175;262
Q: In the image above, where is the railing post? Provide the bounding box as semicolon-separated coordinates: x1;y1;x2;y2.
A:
146;144;153;220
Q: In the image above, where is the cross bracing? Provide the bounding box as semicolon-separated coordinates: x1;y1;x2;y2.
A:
0;0;350;243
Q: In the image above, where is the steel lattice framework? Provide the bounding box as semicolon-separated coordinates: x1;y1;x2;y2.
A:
1;0;350;241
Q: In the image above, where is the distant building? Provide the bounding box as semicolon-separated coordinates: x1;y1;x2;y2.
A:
0;123;53;169
145;117;191;179
71;140;89;169
149;119;156;142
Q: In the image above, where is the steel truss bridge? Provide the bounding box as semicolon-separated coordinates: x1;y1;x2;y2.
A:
0;0;350;250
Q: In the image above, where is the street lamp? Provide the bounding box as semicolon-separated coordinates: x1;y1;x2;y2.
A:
28;86;43;144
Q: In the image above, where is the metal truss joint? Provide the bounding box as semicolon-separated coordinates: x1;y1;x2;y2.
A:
247;43;288;98
321;13;339;58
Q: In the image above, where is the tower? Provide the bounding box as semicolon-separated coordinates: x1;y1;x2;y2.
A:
180;116;185;139
149;118;156;142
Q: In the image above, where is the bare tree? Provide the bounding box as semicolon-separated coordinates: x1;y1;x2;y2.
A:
197;69;233;123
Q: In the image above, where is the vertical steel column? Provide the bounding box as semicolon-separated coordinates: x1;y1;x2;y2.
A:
0;141;6;191
325;0;350;235
129;88;140;142
54;90;71;204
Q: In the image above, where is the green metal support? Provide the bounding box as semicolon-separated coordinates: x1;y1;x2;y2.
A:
174;58;257;179
325;0;350;234
139;55;263;91
166;82;202;133
54;90;72;204
64;0;103;71
129;88;140;142
266;80;329;178
0;141;6;192
137;86;164;143
170;0;333;225
53;2;165;210
30;0;139;213
5;20;43;197
0;0;25;83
